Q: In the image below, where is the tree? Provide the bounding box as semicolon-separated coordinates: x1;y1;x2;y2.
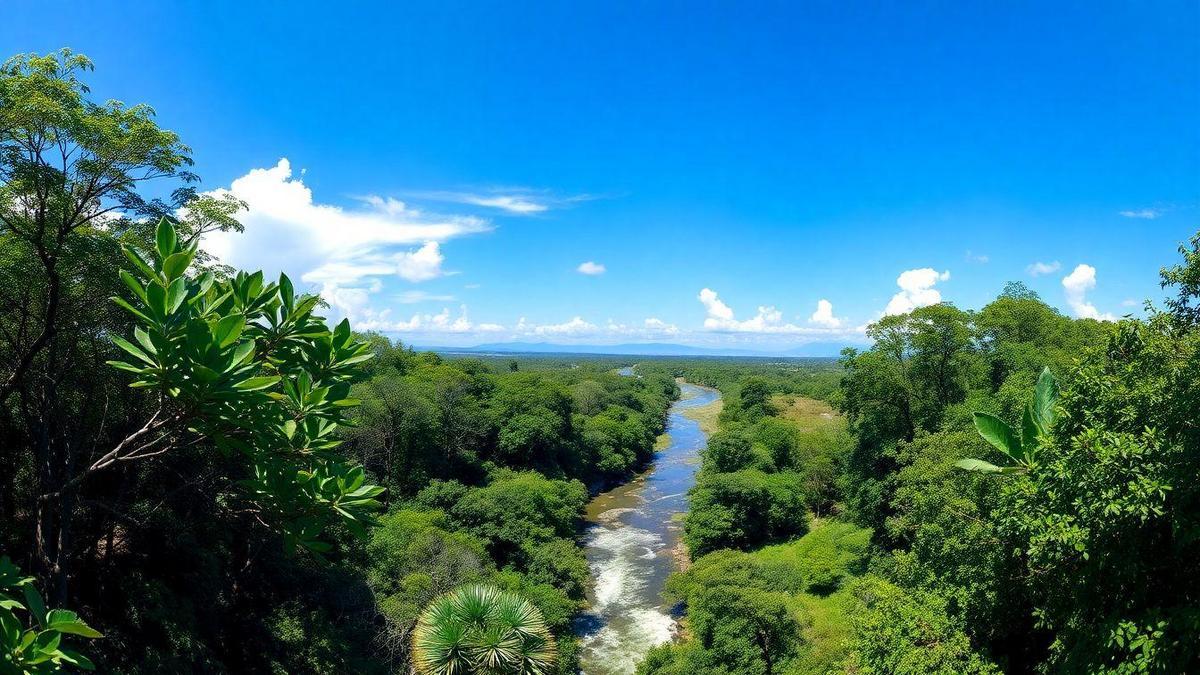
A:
412;584;557;675
93;218;384;552
0;49;195;408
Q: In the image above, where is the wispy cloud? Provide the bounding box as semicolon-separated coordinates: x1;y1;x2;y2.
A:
965;250;989;264
1027;260;1061;277
885;268;950;315
1062;264;1117;321
577;261;606;275
1119;208;1164;219
408;188;595;215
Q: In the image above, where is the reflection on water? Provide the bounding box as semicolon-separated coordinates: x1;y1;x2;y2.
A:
575;382;720;674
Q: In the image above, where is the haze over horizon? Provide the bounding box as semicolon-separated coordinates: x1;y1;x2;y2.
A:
5;1;1197;351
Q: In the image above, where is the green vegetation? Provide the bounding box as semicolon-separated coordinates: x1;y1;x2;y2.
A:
0;556;101;673
3;46;1199;675
644;256;1200;673
1;49;675;673
412;584;556;675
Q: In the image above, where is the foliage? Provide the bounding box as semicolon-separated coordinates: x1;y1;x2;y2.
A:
105;219;384;552
0;557;100;673
412;584;557;675
956;367;1058;473
840;576;1000;674
684;470;809;557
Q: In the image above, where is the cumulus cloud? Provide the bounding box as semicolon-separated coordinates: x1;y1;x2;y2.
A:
524;316;598;336
577;261;606;275
355;304;505;334
698;288;735;322
697;289;861;336
643;317;679;335
1062;264;1117;321
1119;208;1163;219
197;159;494;328
808;299;843;328
1027;260;1061;277
884;269;950;315
201;159;489;278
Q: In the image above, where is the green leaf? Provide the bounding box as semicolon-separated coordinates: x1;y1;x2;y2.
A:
1021;404;1039;456
155;218;177;260
230;340;255;366
121;246;158;280
133;327;157;355
111;336;155;366
166;277;187;314
333;318;351;345
972;412;1022;463
119;270;147;303
57;649;96;670
214;315;246;348
111;296;153;324
234;376;280;391
956;458;1003;472
1033;366;1057;433
162;251;192;280
106;360;147;375
45;609;102;638
279;273;294;311
22;585;46;628
145;282;167;317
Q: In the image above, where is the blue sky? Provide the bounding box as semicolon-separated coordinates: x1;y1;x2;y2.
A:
5;1;1198;352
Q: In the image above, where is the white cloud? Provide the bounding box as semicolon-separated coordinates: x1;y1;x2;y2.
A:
808;299;843;328
1119;208;1163;219
201;159;489;277
965;250;989;264
394;242;446;282
1121;298;1139;308
884;268;950;315
356;305;505;334
1062;264;1117;321
698;288;734;322
409;189;595;215
643;317;679;335
697;288;862;336
1027;260;1061;277
395;290;456;304
577;261;606;276
528;316;598;336
198;159;495;329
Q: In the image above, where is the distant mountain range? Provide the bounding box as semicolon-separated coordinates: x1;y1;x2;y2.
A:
415;341;858;358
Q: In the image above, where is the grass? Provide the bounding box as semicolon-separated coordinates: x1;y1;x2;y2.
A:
654;433;673;451
770;394;845;433
681;396;723;436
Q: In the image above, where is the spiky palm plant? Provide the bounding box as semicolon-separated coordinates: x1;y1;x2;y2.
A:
412;584;557;675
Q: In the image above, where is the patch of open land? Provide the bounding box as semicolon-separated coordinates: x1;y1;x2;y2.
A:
681;395;723;436
770;394;845;433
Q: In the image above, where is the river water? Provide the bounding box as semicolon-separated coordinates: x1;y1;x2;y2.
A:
574;380;720;674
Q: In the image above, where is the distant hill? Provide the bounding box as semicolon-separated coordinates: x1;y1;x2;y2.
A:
416;341;858;358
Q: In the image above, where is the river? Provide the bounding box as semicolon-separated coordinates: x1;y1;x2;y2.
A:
574;379;721;674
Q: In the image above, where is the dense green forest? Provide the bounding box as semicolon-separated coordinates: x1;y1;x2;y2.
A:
0;49;680;673
3;48;1200;675
638;274;1200;673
